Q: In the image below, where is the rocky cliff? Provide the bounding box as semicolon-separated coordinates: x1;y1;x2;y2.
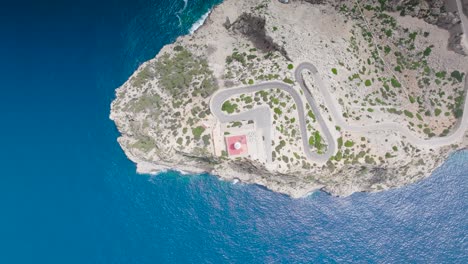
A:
111;0;468;198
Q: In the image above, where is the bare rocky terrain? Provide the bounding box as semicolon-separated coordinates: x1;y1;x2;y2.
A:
110;0;468;198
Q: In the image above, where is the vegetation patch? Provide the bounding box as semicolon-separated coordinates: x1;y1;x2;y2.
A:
344;140;354;148
222;101;238;114
192;126;205;140
128;94;162;112
283;77;294;84
131;135;155;153
435;71;446;79
423;46;432;57
131;65;156;88
274;107;282;115
451;70;464;83
390;78;401;88
404;110;414;118
226;51;246;65
307;110;316;122
309;132;325;153
155;47;218;97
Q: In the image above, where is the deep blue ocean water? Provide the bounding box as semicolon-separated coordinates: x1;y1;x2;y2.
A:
0;0;466;263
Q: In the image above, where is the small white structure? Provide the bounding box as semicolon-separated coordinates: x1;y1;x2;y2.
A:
234;141;242;150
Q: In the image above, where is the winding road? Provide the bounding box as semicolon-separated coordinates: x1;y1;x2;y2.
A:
210;76;335;164
210;3;468;164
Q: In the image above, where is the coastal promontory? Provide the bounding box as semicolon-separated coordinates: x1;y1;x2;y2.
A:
111;0;468;197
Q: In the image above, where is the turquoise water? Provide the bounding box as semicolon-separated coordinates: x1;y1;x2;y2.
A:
0;0;466;263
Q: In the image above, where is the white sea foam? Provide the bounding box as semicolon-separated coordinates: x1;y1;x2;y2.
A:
176;0;189;27
177;169;191;175
189;9;211;34
176;14;182;26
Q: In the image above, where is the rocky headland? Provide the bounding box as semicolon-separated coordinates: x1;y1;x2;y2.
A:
111;0;468;198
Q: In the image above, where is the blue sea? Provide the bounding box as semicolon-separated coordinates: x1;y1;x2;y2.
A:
0;0;467;263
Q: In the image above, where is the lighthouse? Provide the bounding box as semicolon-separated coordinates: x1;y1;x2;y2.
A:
225;135;248;156
233;141;242;150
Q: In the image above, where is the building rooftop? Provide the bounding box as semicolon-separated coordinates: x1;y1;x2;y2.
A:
225;135;248;156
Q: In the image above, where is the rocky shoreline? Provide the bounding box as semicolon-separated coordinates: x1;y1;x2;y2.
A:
111;0;468;198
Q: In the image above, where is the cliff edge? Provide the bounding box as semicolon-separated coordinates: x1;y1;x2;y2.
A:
111;0;468;198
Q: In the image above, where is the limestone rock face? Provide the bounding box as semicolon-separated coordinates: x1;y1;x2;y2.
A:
330;0;466;54
463;0;468;18
229;12;290;59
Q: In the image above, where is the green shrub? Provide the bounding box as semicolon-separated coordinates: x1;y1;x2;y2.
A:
334;151;343;161
231;121;242;127
192;126;205;140
385;29;392;37
288;64;294;70
364;80;372;86
404;110;414;118
307;110;316;122
384;45;391;55
344;140;355;148
423;47;432;56
308;132;324;152
454;108;463;118
331;68;338;75
435;71;446;79
222;101;237;114
176;137;183;145
416;113;423;121
173;45;184;51
388;108;402;115
451;70;464;82
313;132;323;152
229;52;246;65
391;78;401;88
365;155;375;164
202;135;211;146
